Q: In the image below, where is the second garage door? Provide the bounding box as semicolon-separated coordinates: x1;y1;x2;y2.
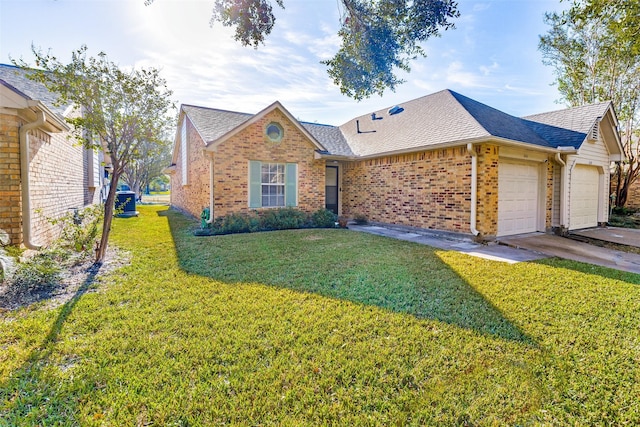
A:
498;161;540;236
569;165;600;230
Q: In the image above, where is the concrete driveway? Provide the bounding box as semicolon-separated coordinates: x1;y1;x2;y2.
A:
498;229;640;274
350;223;640;274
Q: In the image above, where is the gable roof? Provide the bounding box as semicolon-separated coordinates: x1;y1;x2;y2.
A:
183;101;328;153
182;104;252;143
522;101;620;151
523;101;611;135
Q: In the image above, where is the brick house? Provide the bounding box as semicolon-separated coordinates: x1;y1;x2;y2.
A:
0;64;108;248
167;89;623;239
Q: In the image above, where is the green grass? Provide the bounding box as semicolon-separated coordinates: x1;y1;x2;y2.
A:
1;205;639;425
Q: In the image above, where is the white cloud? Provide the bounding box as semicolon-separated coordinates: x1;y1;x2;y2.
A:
446;61;487;87
479;61;499;76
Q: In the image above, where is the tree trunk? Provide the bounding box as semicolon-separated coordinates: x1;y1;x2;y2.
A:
96;170;120;263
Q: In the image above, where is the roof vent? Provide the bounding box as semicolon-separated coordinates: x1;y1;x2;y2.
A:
388;105;404;115
588;122;599;142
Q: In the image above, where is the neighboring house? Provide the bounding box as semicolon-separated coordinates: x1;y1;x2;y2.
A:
0;64;108;248
166;89;623;239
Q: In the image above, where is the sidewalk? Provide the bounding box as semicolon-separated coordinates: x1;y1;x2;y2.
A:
348;224;546;264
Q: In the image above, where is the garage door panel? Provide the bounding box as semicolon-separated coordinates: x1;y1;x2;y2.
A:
570;165;599;230
498;161;540;236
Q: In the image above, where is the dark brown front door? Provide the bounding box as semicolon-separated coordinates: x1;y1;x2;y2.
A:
325;166;338;215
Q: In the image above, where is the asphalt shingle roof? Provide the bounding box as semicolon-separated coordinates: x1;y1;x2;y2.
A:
338;89;557;157
522;102;610;148
177;90;612;158
301;122;353;156
182;104;253;143
0;64;67;115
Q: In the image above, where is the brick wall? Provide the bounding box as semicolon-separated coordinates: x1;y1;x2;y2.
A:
476;144;499;236
627;180;640;210
29;127;86;245
170;117;210;218
0;112;97;247
170;109;326;219
0;113;22;245
342;146;474;234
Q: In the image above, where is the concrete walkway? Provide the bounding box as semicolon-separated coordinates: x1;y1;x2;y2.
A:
571;226;640;248
349;224;640;274
348;224;547;264
498;232;640;274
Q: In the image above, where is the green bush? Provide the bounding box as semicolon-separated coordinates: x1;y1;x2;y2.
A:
311;209;337;228
49;205;103;253
261;208;308;230
222;212;253;234
10;250;63;295
612;206;637;216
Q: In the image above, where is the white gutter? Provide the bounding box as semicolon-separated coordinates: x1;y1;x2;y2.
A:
19;110;46;249
466;143;479;236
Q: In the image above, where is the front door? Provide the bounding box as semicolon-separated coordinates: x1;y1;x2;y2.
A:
325;166;338;214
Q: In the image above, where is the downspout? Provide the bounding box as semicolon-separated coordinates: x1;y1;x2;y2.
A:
19;110;46;249
208;154;214;223
466;143;479;236
555;152;567;233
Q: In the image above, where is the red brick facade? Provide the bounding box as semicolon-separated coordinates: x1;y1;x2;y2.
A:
170;109;326;220
0;113;22;245
341;147;473;233
0;112;101;247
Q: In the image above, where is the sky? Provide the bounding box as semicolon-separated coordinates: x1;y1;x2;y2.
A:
0;0;568;126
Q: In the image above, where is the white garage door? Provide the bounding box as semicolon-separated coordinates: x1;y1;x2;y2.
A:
498;161;540;236
570;165;599;230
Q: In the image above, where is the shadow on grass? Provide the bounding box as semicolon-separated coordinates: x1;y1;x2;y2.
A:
159;208;536;345
0;263;101;421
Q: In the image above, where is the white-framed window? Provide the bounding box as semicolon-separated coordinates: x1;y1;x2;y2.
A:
249;161;297;208
261;163;285;207
181;115;188;185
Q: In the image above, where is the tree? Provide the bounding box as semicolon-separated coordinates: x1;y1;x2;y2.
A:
539;0;640;207
15;46;174;262
146;0;460;101
122;136;172;199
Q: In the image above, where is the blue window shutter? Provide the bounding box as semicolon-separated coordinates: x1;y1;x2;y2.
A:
285;163;297;207
249;161;262;208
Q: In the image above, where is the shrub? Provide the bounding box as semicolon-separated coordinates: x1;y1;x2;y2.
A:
612;206;637;216
10;249;63;295
311;209;337;228
261;208;308;230
49;205;104;253
221;212;253;234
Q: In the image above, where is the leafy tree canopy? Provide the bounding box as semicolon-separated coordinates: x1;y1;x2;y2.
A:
146;0;460;100
13;45;175;261
539;0;640;207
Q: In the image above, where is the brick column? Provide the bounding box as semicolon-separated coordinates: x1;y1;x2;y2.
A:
0;114;22;246
476;144;499;237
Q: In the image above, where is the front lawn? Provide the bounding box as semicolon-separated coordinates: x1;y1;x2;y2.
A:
1;205;639;425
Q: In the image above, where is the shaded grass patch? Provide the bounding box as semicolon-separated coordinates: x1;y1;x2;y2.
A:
1;205;639;425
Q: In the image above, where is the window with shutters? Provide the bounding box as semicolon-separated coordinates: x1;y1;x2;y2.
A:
249;161;297;208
